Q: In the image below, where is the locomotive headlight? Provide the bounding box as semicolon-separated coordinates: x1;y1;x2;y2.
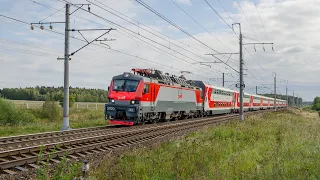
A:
110;98;115;103
127;107;136;112
130;100;139;105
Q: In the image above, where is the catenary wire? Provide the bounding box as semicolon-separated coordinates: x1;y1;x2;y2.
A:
133;0;239;73
33;0;236;79
90;0;208;54
235;0;259;41
0;14;215;82
252;0;269;39
58;0;237;79
88;0;238;73
36;0;227;78
211;0;270;76
169;0;235;55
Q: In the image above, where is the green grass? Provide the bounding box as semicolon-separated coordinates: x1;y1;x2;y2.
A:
0;108;107;137
92;109;320;180
5;99;105;109
0;97;107;137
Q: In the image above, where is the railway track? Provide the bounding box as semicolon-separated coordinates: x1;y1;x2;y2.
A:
0;114;227;151
0;109;277;175
0;123;153;151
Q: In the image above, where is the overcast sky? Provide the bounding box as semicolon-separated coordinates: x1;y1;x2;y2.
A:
0;0;319;101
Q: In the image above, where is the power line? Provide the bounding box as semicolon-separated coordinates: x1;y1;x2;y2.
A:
39;6;65;23
0;44;58;57
243;64;258;80
58;0;238;78
0;38;60;54
1;13;215;83
203;0;275;90
169;0;235;54
90;0;207;54
216;0;234;22
212;0;269;76
252;0;269;39
0;34;142;68
0;14;29;25
235;0;260;41
203;0;235;35
0;14;172;69
87;0;213;63
134;0;239;73
63;1;203;64
32;0;236;79
115;28;224;76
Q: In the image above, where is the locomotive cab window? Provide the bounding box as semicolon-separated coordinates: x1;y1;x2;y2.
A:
113;79;139;92
143;84;149;93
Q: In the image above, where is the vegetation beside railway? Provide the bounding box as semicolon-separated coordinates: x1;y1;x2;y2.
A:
0;98;106;137
0;86;108;103
91;109;320;179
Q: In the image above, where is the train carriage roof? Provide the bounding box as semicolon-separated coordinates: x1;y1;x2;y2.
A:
203;83;236;92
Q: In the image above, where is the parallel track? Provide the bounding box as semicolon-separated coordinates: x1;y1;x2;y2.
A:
0;109;277;174
0;114;227;151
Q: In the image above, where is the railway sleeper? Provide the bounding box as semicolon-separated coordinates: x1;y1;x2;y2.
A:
0;110;278;171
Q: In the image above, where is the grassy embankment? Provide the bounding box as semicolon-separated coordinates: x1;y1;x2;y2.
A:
92;109;320;179
0;98;106;137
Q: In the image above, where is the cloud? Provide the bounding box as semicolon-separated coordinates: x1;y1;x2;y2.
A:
280;45;305;54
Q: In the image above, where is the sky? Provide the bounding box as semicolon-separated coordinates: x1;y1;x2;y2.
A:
0;0;319;101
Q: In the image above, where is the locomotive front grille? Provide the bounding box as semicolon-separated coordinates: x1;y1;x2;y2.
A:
116;110;126;119
105;104;138;121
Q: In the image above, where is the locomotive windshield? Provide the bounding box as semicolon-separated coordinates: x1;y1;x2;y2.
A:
113;79;139;92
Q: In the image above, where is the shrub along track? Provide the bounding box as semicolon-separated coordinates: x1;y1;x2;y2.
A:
0;109;278;175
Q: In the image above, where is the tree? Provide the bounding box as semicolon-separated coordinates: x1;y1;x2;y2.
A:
312;97;320;111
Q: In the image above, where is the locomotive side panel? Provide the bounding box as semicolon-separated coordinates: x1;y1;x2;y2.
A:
140;85;200;114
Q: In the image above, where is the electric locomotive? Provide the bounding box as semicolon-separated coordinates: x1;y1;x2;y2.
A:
104;68;203;125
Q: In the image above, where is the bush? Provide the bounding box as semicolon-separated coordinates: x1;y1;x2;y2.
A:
302;106;316;112
59;95;75;108
0;98;36;125
42;101;61;122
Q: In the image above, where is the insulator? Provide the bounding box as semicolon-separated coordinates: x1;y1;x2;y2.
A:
254;45;256;52
272;45;274;51
40;25;44;30
263;45;265;52
88;6;91;12
30;25;34;30
49;24;53;30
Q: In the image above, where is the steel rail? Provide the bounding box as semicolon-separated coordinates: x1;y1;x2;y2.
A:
0;125;114;144
0;109;278;173
0;113;232;151
0;115;233;170
0;114;235;157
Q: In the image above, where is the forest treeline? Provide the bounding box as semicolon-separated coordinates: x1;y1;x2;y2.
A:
0;86;108;103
